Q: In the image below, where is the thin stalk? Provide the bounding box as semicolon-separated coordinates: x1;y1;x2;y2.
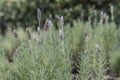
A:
38;19;40;27
27;40;36;79
44;31;46;44
61;24;65;55
49;26;52;43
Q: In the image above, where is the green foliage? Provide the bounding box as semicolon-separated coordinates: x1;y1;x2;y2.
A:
0;0;120;30
0;20;120;79
0;0;83;28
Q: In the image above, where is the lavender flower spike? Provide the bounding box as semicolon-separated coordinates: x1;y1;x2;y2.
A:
55;15;64;26
37;8;41;21
44;18;52;31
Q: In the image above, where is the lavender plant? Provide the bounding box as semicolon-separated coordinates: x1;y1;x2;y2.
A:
0;8;120;80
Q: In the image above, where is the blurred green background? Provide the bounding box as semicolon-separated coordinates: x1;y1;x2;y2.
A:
0;0;120;33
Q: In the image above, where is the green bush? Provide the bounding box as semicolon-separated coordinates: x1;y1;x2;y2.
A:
0;0;83;28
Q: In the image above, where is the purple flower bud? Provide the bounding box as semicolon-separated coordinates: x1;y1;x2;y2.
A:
44;19;52;31
55;15;64;25
13;29;18;39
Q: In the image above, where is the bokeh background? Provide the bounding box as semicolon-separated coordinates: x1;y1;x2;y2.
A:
0;0;120;32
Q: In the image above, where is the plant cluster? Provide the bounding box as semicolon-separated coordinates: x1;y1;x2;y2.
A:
0;8;120;80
